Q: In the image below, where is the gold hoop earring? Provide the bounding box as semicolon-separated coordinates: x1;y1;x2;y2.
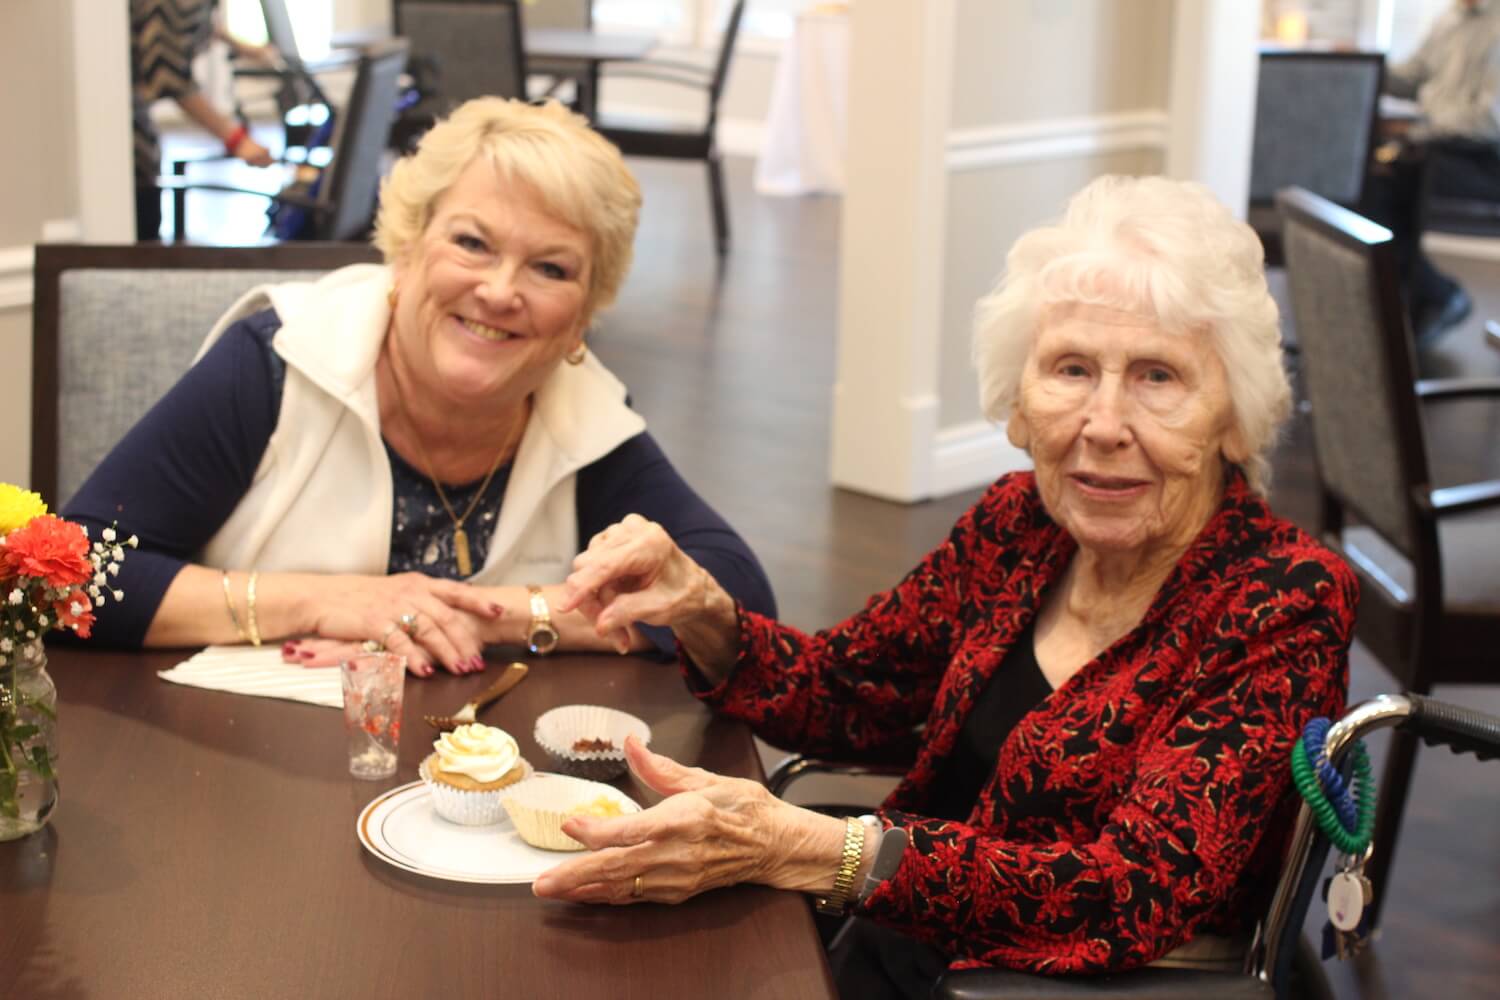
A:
565;344;587;366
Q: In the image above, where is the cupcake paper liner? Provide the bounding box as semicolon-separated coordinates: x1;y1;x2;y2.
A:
501;773;641;851
533;704;651;781
420;754;533;827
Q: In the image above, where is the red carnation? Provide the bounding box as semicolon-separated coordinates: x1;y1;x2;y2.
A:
1;514;93;588
52;588;96;639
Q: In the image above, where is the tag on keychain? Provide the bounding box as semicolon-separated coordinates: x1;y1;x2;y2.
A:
1327;871;1366;931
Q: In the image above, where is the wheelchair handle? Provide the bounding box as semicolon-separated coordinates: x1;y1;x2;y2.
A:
1406;693;1500;761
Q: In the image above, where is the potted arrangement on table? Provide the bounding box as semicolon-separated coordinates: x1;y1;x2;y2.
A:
0;484;133;841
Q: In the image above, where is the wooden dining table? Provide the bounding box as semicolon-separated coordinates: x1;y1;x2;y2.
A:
0;646;836;999
525;28;657;121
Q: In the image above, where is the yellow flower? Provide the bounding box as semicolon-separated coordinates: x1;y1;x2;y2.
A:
0;483;48;534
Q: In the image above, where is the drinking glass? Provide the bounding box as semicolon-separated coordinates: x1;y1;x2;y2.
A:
339;651;406;779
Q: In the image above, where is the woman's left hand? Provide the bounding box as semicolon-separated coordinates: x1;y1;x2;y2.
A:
531;735;847;904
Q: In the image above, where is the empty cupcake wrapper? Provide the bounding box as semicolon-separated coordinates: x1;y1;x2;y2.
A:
533;704;652;781
501;773;641;851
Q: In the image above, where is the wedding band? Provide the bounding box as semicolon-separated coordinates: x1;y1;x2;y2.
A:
631;875;644;898
398;612;419;635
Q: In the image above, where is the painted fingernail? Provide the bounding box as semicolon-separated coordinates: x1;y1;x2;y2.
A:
298;649;315;660
469;655;486;671
489;602;504;617
282;641;297;655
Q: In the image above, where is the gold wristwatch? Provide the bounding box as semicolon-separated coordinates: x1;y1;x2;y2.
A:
815;816;866;915
525;585;560;655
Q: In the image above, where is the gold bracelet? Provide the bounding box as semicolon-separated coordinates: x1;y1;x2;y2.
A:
815;816;866;915
221;571;249;643
245;570;262;647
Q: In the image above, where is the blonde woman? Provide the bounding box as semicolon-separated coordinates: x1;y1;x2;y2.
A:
69;98;774;675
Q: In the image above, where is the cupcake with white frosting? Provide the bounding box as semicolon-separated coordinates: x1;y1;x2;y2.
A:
419;723;531;826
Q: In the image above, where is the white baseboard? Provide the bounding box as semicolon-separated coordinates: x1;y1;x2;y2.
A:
0;246;35;312
931;420;1032;497
1423;231;1500;262
945;110;1169;172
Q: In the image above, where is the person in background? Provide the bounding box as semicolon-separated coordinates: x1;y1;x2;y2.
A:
66;97;775;674
533;175;1356;998
1365;0;1500;340
130;0;275;241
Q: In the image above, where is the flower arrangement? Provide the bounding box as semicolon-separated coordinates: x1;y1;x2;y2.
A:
0;483;135;826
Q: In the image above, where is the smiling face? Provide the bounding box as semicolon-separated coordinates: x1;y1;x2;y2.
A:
388;155;593;412
1007;303;1247;562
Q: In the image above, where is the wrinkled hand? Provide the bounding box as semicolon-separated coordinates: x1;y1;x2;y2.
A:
294;572;501;677
558;514;719;654
532;736;841;905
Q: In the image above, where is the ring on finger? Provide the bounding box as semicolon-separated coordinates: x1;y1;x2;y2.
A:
631;874;645;898
398;612;419;635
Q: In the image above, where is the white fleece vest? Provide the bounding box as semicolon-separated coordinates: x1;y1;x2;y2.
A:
194;264;645;584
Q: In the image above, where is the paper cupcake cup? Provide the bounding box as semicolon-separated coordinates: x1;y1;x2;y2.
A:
501;773;641;851
533;704;651;781
420;754;533;826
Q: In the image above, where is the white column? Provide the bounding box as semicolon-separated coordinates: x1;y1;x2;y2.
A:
829;0;955;502
71;0;134;242
1165;0;1261;217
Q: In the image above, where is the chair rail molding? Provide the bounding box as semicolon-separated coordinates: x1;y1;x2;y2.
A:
945;110;1169;172
0;246;34;312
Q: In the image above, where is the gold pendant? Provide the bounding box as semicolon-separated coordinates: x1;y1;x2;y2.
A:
454;527;473;577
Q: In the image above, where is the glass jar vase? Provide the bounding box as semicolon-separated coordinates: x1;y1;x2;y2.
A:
0;640;59;841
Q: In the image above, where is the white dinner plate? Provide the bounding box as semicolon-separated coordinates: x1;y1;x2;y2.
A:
355;774;637;884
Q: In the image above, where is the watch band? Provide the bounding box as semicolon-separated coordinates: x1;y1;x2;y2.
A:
526;585;559;655
815;816;866;915
858;816;908;902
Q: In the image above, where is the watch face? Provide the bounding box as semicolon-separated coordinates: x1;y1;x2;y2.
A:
527;625;560;655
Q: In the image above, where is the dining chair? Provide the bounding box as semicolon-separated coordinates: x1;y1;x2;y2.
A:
387;0;529;152
1276;186;1500;928
162;38;409;242
595;0;749;257
1247;50;1384;268
29;242;381;508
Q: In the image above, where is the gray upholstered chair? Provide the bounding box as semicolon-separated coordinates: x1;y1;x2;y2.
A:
1277;186;1500;927
1248;51;1384;267
29;243;381;508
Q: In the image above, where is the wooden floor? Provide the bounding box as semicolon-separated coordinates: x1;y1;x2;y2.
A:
183;144;1499;998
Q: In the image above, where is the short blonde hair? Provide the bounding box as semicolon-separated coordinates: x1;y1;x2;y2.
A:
374;97;641;321
972;174;1290;494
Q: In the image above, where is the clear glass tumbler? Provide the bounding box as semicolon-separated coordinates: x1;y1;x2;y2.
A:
339;651;406;779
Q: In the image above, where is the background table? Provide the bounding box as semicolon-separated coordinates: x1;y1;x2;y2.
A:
0;647;835;999
526;28;656;120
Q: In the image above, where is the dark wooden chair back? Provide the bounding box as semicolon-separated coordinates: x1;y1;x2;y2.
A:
392;0;529;105
1249;51;1384;266
30;242;381;507
1277;186;1500;926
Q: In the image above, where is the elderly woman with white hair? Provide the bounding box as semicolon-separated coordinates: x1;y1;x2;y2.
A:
531;175;1357;995
65;97;775;673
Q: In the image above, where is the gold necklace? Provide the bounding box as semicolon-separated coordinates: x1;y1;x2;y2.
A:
389;374;525;577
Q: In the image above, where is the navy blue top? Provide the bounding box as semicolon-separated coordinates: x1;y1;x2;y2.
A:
65;309;777;653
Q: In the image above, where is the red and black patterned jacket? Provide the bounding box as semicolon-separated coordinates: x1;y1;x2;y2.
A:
691;470;1356;974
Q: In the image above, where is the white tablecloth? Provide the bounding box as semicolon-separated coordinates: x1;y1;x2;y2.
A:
754;10;851;196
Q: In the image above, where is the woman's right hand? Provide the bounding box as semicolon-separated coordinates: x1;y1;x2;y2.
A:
558;514;739;673
296;571;502;677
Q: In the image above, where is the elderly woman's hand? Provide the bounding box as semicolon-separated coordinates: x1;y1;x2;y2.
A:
531;736;851;905
282;571;501;677
559;514;740;673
